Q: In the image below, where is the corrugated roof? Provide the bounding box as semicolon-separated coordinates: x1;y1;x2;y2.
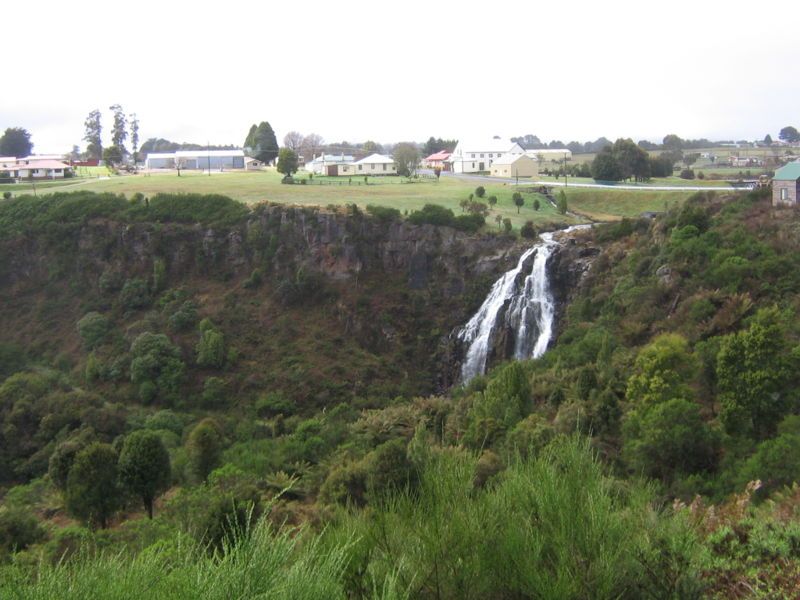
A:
355;153;394;165
424;151;451;161
774;162;800;181
175;150;244;158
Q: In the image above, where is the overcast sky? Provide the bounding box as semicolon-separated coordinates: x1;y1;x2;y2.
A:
4;0;798;153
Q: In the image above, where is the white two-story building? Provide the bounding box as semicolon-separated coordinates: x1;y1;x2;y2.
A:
448;139;524;173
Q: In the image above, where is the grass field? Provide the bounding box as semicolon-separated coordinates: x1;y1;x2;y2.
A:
0;168;703;225
562;187;691;220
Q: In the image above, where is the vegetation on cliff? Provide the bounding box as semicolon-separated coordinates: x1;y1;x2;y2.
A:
3;187;800;597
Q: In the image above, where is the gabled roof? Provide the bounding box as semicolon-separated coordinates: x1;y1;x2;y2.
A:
10;160;70;169
308;154;355;164
774;162;800;181
355;153;394;165
493;152;535;165
425;151;451;161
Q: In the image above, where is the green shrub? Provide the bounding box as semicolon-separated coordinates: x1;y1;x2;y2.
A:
197;325;226;369
130;332;185;403
167;300;198;332
119;278;150;310
520;221;537;239
366;204;402;222
0;508;45;556
76;312;110;349
453;213;485;232
408;204;455;227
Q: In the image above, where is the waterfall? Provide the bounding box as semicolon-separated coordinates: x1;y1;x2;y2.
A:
457;226;586;384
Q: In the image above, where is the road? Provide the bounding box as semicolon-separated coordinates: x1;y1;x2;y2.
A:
438;171;750;192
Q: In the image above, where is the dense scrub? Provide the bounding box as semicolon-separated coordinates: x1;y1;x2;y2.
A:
4;188;800;597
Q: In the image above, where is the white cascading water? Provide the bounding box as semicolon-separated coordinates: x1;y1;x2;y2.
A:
458;226;586;384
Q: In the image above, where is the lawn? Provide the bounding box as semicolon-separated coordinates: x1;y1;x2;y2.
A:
0;168;702;225
14;169;584;228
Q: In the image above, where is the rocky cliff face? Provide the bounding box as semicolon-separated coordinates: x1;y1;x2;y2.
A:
0;205;520;298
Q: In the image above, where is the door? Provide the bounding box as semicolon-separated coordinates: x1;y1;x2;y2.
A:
327;165;337;176
479;162;485;171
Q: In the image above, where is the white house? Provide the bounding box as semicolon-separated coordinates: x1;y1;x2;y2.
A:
305;154;356;175
1;158;72;179
352;153;396;175
448;139;524;173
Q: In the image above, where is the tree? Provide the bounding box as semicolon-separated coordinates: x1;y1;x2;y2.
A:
533;197;541;211
118;430;171;519
611;138;650;182
763;134;773;146
109;104;127;155
683;153;699;168
77;312;110;349
488;195;497;209
623;398;720;484
65;443;121;529
83;110;102;160
556;190;568;214
283;131;304;151
626;334;698;406
102;145;123;168
187;418;223;482
513;192;524;213
717;308;798;438
276;147;299;178
244;122;279;164
591;147;623;181
362;140;383;154
495;214;503;229
475;186;485;198
393;142;420;177
244;124;257;150
0;128;33;158
129;113;140;166
779;126;799;144
301;133;324;158
662;134;684;151
196;320;226;369
130;332;185;403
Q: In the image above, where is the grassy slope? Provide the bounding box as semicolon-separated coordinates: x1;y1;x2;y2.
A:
0;168;704;225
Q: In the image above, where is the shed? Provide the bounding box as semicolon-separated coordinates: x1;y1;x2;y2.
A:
773;162;800;206
490;153;539;179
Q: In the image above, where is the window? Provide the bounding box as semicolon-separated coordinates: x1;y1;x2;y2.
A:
383;164;387;171
471;154;475;158
359;165;363;171
480;153;484;158
781;187;788;201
